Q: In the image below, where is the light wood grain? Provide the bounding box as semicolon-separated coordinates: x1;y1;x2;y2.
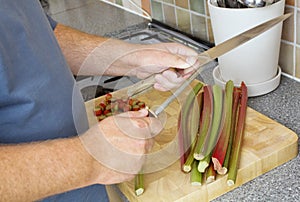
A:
85;81;298;202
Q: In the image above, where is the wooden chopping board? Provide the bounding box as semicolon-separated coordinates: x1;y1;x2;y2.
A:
84;81;298;202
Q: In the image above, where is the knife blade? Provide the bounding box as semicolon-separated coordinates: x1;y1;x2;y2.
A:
116;13;291;117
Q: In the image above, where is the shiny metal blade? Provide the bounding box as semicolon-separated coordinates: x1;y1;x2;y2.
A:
204;13;291;60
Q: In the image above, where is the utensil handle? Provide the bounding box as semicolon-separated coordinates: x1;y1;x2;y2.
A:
126;74;156;97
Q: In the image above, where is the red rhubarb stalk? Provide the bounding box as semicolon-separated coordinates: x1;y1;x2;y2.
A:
227;82;248;186
211;80;234;175
206;161;216;184
200;85;224;158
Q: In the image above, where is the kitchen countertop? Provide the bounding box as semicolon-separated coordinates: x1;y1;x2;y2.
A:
49;0;300;201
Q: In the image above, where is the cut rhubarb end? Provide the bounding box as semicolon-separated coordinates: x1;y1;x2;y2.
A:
191;182;202;186
135;188;144;196
217;167;228;175
227;180;235;187
211;157;222;171
212;157;228;175
193;153;204;161
206;176;215;184
183;165;192;173
198;161;209;173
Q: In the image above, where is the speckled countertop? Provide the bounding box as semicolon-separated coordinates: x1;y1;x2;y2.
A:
49;0;299;201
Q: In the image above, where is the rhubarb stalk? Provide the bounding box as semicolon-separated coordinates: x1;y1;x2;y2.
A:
193;86;213;160
211;80;234;175
191;160;202;186
183;130;198;173
178;83;203;169
227;82;248;186
200;85;224;158
177;111;185;168
223;88;241;170
135;172;144;196
206;161;216;184
183;92;203;172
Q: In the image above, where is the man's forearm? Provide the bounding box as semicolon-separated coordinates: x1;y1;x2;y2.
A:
54;23;107;75
53;24;143;77
0;137;94;201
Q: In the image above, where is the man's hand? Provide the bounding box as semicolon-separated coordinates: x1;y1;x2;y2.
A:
79;40;204;91
80;109;163;185
54;24;205;91
128;42;202;91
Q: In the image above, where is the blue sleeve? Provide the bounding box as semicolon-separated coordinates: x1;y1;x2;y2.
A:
46;14;57;30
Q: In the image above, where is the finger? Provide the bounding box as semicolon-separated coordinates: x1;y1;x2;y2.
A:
162;70;185;83
154;72;185;91
153;83;169;92
155;53;197;69
154;75;178;90
116;108;149;118
136;49;197;70
142;116;164;136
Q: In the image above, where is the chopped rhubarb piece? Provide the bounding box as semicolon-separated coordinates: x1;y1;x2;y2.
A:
138;102;146;108
105;93;112;100
123;104;132;112
94;109;103;116
132;105;140;111
103;109;111;115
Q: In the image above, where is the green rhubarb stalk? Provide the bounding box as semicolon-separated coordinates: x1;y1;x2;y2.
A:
193;86;213;160
183;83;203;151
191;160;202;186
178;83;203;168
135;172;144;196
183;93;203;172
227;82;248;186
200;85;224;158
177;111;185;168
206;161;216;184
190;91;203;144
212;80;234;175
182;132;197;173
223;88;241;170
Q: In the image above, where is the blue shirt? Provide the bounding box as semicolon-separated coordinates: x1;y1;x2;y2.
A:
0;0;108;201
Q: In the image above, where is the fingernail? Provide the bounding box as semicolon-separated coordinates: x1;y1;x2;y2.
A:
186;56;197;66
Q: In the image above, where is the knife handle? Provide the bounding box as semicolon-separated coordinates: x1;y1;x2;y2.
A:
127;68;180;97
126;74;156;97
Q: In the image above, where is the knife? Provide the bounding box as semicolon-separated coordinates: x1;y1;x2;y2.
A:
116;13;291;117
